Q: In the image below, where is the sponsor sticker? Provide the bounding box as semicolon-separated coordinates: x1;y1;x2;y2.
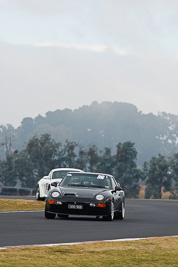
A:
97;175;105;179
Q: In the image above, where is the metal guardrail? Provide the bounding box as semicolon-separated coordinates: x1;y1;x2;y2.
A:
0;187;36;196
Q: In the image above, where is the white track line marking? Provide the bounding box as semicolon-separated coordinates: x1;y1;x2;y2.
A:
0;235;178;250
0;210;43;214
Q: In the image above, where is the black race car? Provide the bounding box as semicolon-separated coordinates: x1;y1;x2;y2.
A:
45;172;125;221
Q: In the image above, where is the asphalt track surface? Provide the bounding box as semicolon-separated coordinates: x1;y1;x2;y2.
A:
0;199;178;247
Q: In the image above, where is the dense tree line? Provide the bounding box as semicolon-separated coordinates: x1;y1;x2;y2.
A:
0;134;177;199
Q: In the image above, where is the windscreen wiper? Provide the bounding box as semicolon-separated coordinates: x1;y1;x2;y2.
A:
89;185;106;188
67;184;88;187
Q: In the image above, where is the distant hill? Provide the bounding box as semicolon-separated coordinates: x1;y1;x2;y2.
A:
1;101;178;165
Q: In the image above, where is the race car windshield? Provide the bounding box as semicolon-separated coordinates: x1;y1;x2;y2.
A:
52;170;81;179
60;173;111;189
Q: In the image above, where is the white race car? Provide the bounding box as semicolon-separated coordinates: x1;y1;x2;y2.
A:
36;168;83;200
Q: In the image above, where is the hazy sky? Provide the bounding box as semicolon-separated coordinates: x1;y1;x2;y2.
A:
0;0;178;127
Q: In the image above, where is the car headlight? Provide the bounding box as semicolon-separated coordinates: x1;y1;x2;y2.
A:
51;191;61;198
96;194;104;200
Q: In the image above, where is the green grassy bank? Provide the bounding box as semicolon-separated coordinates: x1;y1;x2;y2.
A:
0;198;45;211
0;237;178;267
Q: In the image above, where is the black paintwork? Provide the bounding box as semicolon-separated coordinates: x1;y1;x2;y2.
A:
45;172;125;218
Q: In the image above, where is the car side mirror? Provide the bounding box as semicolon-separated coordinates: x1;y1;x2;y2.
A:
51;182;58;187
115;186;122;191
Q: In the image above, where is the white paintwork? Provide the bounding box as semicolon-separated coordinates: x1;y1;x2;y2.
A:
36;168;83;198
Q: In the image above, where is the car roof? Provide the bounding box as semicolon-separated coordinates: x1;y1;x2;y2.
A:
50;168;84;172
67;171;112;177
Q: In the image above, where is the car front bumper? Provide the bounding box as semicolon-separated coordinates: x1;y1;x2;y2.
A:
46;199;112;216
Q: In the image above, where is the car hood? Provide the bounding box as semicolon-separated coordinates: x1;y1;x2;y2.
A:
59;186;108;198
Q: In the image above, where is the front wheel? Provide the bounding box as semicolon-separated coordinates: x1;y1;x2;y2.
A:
36;186;41;200
45;210;56;219
36;186;45;201
103;202;114;221
117;201;125;220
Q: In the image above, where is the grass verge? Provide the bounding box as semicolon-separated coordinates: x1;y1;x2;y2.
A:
0;237;178;267
0;198;45;211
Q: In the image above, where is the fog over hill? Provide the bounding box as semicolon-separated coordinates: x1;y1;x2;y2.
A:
1;101;178;165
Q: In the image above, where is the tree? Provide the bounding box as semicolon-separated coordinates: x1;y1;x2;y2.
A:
13;150;35;188
169;153;178;199
62;141;77;167
26;134;60;179
144;154;171;199
114;142;141;197
76;147;87;171
0;155;17;186
0;124;15;161
97;147;114;174
87;145;99;172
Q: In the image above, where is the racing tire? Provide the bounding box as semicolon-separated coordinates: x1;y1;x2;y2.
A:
36;186;45;201
103;202;114;221
117;201;125;220
45;210;56;219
